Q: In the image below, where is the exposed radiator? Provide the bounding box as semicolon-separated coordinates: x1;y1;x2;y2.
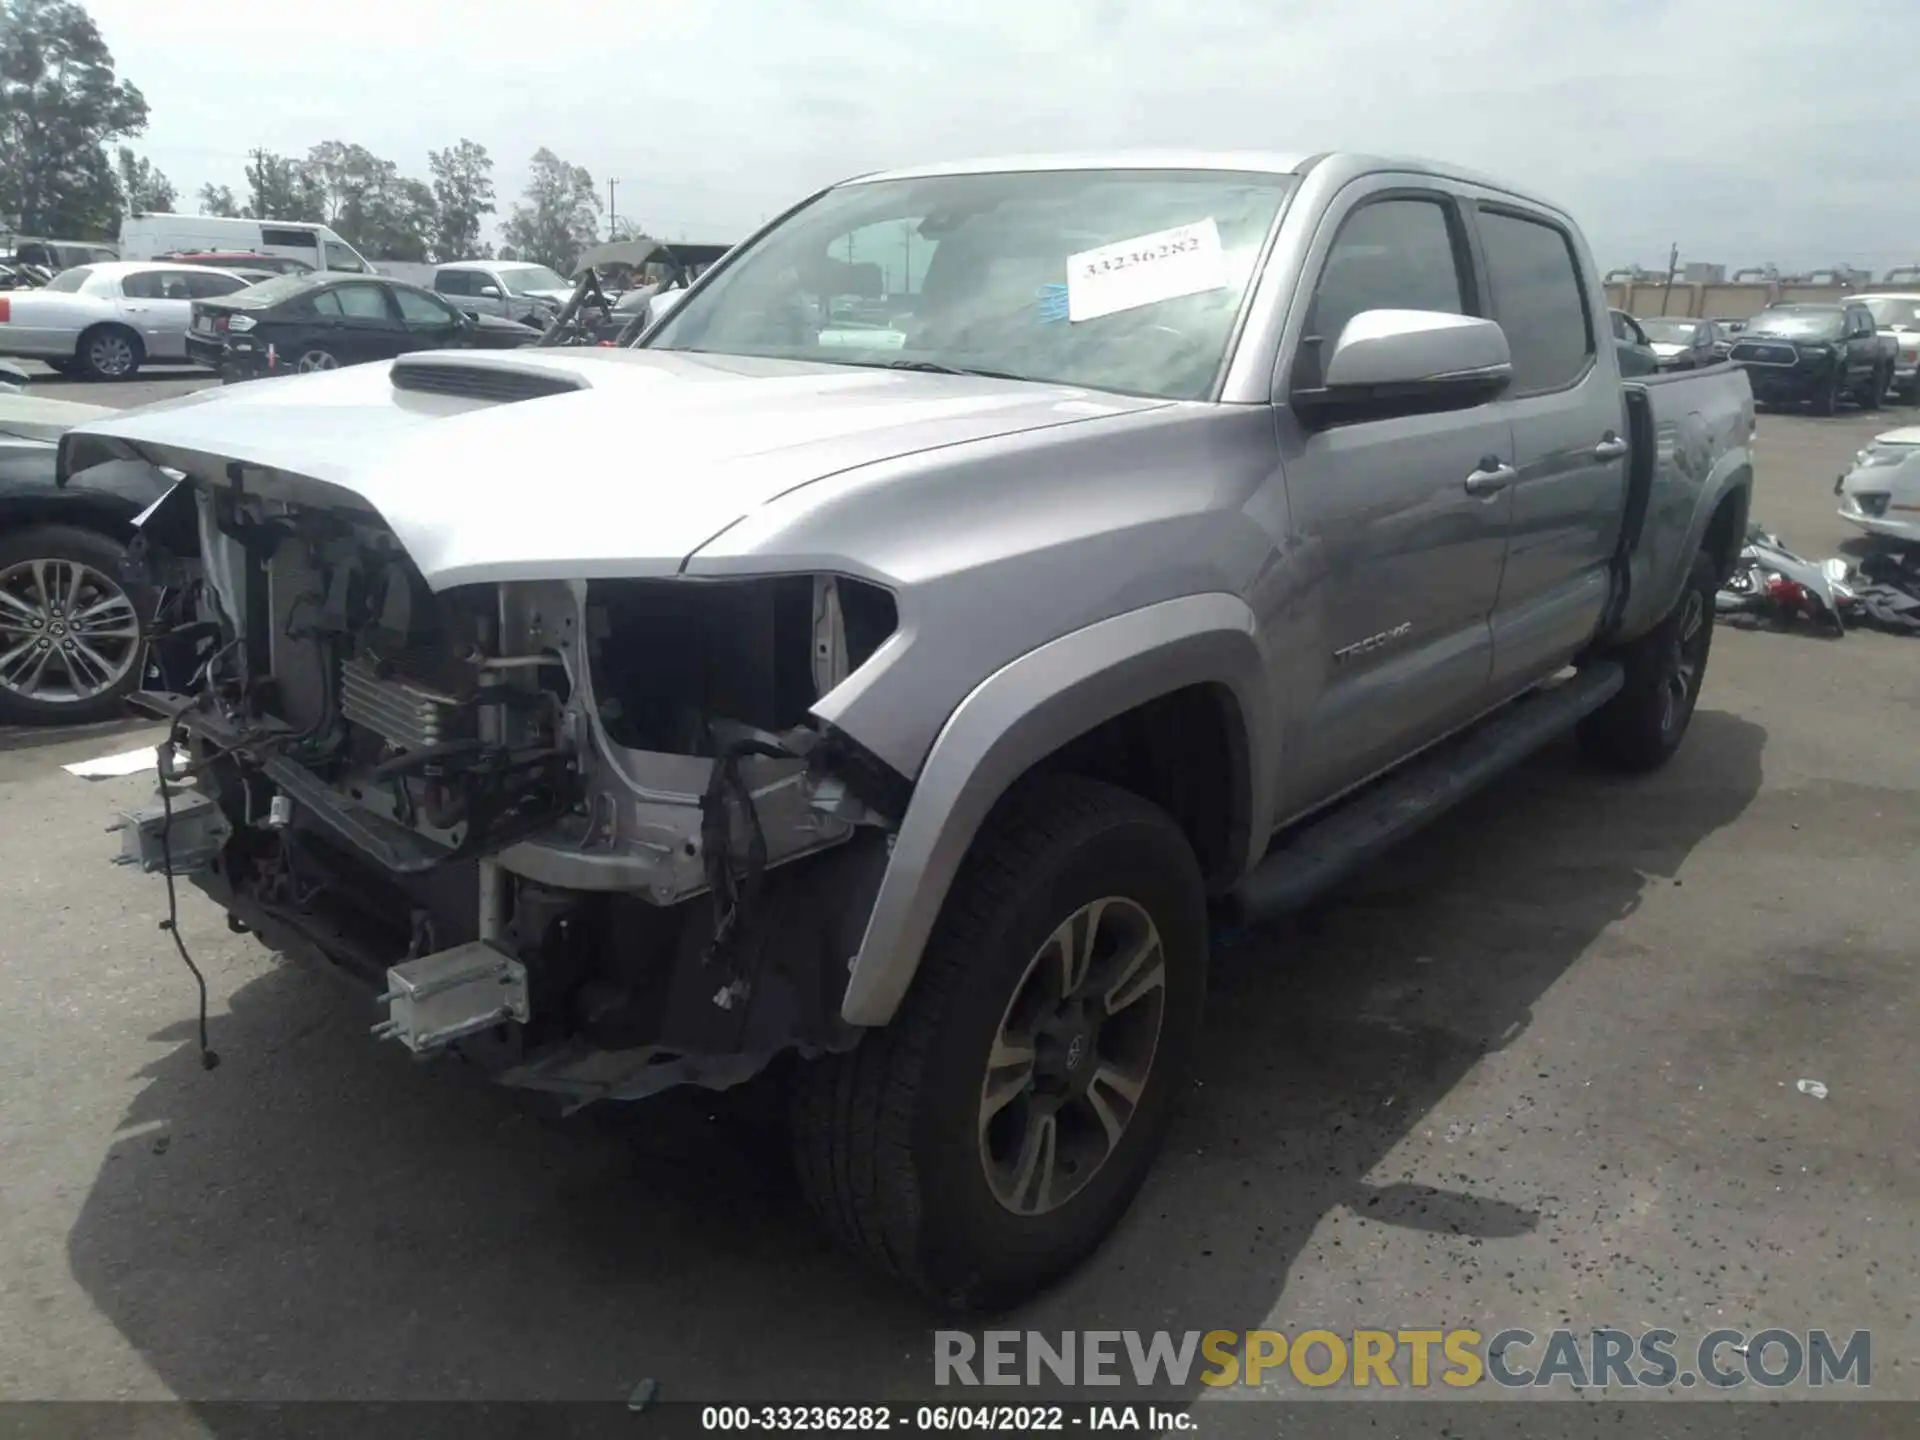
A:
339;656;467;752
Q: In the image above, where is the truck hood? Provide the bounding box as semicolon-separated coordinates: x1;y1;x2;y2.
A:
0;391;116;443
64;347;1162;588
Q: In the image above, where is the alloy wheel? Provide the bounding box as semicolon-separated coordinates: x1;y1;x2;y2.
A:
1660;589;1708;735
0;558;142;704
978;895;1168;1217
88;333;135;378
296;350;339;373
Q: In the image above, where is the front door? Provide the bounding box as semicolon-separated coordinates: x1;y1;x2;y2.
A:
1269;181;1514;820
1466;198;1623;693
390;286;468;353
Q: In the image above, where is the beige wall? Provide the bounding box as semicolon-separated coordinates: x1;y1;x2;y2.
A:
1603;279;1920;319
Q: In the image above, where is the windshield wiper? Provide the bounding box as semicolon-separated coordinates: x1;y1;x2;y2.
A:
879;358;1033;382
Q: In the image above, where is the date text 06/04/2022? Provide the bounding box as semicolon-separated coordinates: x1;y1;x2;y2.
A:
698;1403;1190;1432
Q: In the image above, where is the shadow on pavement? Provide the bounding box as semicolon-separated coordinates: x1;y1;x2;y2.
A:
0;712;159;755
65;709;1765;1410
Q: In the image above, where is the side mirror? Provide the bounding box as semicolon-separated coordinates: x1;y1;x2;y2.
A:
477;284;503;299
1294;309;1511;424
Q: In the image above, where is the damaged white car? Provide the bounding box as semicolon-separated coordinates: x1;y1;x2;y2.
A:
1837;425;1920;544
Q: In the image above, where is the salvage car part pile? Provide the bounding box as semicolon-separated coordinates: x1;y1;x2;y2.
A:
1715;522;1920;635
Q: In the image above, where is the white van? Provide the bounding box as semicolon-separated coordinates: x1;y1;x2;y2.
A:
118;215;376;274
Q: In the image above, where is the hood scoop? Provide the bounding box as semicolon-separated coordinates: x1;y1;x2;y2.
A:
390;354;590;404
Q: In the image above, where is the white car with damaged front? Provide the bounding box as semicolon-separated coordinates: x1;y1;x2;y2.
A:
1837;426;1920;543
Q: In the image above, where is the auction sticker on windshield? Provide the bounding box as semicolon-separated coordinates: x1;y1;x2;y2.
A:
1066;218;1227;322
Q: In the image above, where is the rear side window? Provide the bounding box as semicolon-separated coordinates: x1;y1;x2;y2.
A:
309;291;343;317
333;283;391;319
1477;208;1594;394
261;228;318;250
434;269;472;296
181;270;247;299
1298;195;1470;391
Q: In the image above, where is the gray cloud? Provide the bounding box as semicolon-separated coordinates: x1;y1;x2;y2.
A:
87;0;1920;270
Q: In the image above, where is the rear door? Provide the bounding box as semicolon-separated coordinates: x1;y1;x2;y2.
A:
1271;180;1516;815
311;282;405;366
116;268;207;358
1467;198;1622;693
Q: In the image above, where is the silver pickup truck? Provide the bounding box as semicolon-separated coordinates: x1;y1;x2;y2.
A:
64;150;1753;1311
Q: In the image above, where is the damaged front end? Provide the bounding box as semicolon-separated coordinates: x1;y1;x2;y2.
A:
121;468;904;1106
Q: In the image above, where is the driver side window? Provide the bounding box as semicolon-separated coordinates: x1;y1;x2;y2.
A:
1296;195;1471;392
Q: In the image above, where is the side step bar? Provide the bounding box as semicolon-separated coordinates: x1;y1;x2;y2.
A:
1228;662;1624;924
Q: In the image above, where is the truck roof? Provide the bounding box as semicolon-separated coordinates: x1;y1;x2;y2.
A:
847;149;1564;214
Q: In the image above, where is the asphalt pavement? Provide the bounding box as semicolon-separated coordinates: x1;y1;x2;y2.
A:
1;380;1915;1423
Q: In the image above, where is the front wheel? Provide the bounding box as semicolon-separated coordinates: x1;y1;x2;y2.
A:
0;524;148;725
1863;364;1888;411
1578;549;1717;773
791;775;1208;1310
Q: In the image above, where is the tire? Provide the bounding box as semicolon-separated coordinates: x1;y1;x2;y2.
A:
0;524;148;725
791;775;1208;1311
75;325;142;382
1578;549;1717;773
1863;364;1887;412
1811;367;1840;416
293;347;339;374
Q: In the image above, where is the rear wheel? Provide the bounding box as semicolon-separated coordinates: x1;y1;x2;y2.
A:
75;325;142;382
0;525;147;725
293;347;339;373
791;775;1208;1310
1578;549;1716;773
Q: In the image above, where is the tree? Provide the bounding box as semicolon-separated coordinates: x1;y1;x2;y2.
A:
304;140;436;260
242;150;323;223
428;138;495;261
115;145;173;214
196;182;239;217
0;0;150;236
501;147;600;272
607;216;644;242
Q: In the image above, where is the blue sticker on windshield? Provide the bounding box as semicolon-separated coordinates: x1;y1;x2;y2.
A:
1036;283;1069;323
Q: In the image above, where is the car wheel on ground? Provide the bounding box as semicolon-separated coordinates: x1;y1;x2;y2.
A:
791;774;1208;1311
294;347;339;374
1578;548;1717;773
76;325;142;382
0;523;148;725
1863;365;1887;411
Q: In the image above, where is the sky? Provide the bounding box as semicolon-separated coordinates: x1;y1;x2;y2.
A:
80;0;1920;274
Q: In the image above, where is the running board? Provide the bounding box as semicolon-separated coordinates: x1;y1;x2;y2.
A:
1228;662;1624;924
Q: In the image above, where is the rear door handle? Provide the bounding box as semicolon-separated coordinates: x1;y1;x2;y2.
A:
1464;461;1518;497
1593;434;1630;460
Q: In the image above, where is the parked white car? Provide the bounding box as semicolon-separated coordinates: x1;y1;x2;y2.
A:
0;260;259;380
1837;426;1920;543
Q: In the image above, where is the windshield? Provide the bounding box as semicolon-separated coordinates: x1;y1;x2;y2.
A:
499;265;569;294
1745;308;1845;339
644;167;1297;401
41;266;95;294
1860;298;1920;329
1640;319;1702;345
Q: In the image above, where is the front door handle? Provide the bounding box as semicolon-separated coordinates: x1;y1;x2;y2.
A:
1464;461;1518;497
1593;434;1630;460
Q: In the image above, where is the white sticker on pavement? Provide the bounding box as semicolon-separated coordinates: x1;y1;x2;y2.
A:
1065;218;1228;323
63;744;159;779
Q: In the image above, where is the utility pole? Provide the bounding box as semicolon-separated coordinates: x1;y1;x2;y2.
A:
608;178;619;236
1660;242;1680;316
248;148;269;219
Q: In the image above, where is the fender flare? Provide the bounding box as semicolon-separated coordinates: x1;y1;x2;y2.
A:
839;592;1274;1027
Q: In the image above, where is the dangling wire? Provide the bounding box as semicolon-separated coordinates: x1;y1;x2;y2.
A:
155;737;220;1072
